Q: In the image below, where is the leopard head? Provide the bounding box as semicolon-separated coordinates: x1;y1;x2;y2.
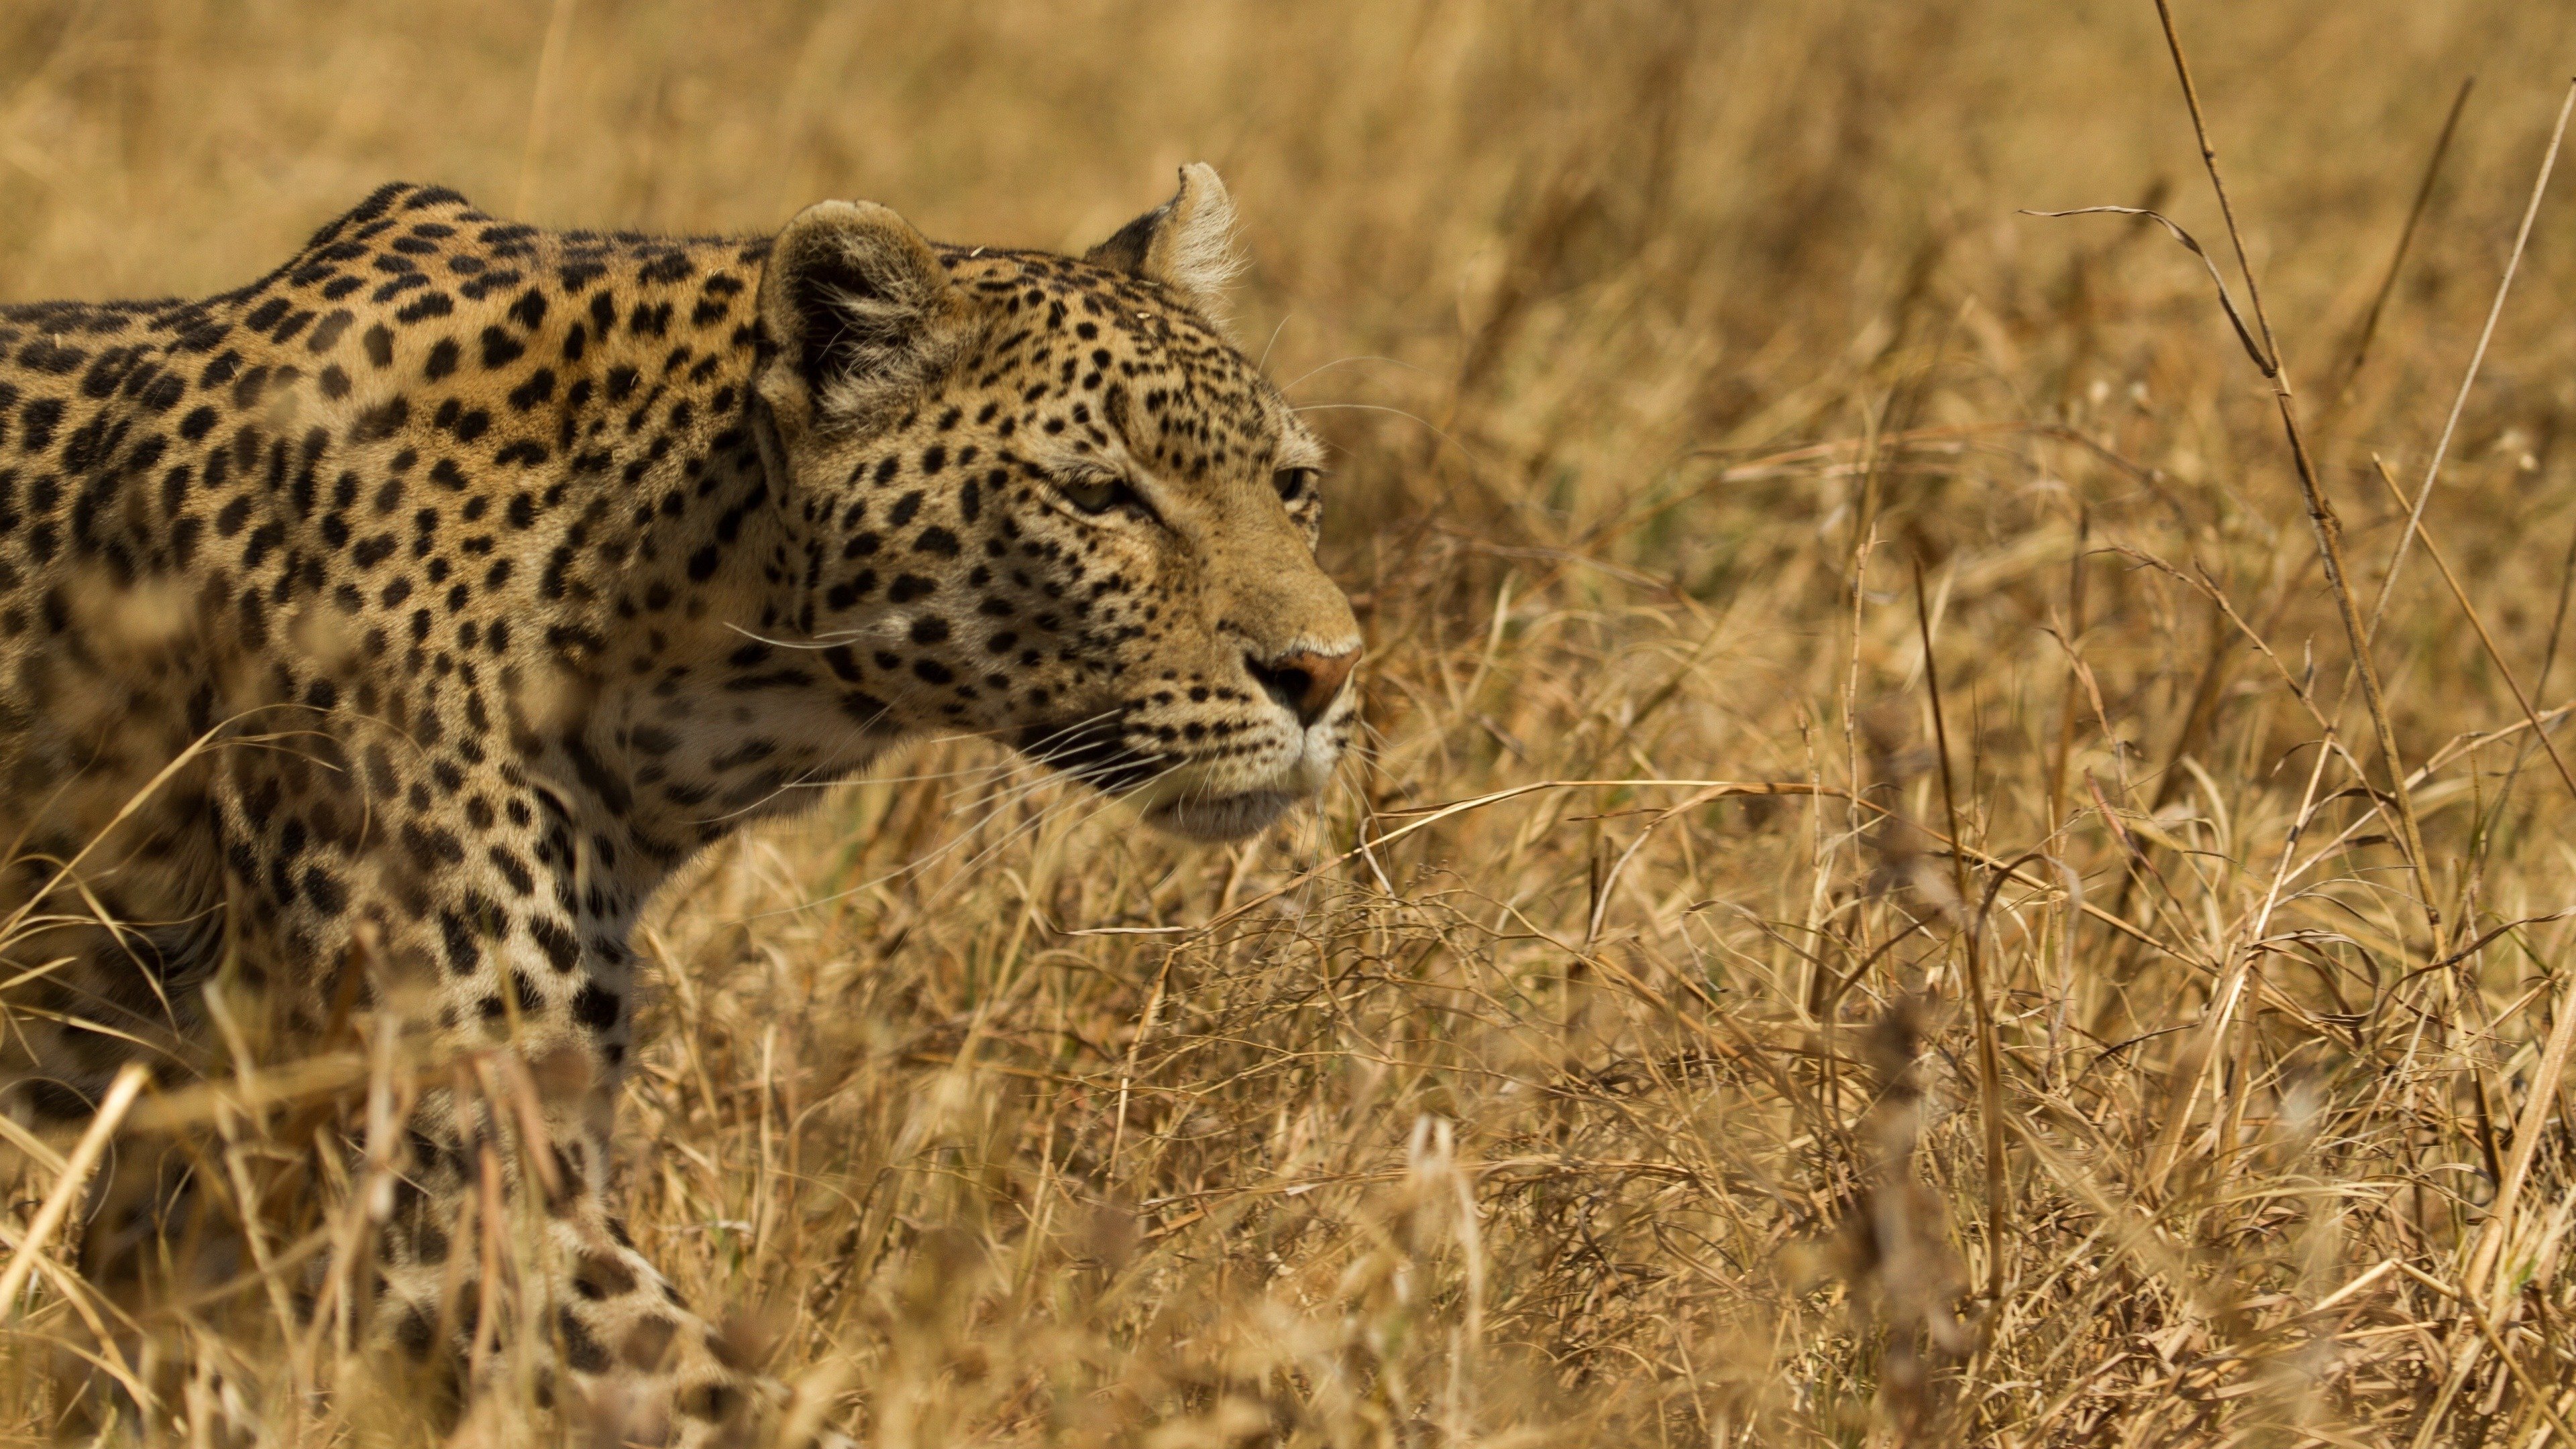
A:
751;165;1360;842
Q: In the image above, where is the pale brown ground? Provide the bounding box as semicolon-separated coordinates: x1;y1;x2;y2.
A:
5;1;2576;1444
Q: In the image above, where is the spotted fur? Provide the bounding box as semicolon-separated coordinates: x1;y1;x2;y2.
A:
0;166;1358;1440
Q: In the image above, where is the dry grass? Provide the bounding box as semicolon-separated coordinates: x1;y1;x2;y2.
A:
8;0;2576;1442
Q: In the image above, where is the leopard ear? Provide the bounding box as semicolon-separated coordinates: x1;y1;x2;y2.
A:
756;199;969;433
1084;163;1245;319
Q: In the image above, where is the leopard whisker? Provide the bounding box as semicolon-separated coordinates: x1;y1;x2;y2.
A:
718;621;871;651
916;757;1194;914
1277;354;1430;396
1288;400;1488;469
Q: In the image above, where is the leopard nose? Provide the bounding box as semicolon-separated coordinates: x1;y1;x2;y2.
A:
1244;646;1357;727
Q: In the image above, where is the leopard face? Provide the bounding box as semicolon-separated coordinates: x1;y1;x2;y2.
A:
752;166;1361;841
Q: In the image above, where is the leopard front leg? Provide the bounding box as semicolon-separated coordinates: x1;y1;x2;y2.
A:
370;1063;771;1445
256;763;782;1444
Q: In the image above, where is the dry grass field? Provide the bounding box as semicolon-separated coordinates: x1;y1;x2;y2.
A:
7;0;2576;1443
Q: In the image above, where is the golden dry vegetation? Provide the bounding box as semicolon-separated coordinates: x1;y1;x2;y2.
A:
7;0;2576;1443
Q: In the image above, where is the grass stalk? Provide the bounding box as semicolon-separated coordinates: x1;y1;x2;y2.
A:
2327;74;2473;410
2150;0;2440;953
1915;559;2009;1311
2367;76;2576;644
0;1064;149;1320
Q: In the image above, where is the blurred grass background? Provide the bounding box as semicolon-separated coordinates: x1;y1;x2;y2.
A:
9;0;2576;1442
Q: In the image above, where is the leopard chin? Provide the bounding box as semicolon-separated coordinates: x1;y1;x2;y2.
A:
1143;788;1300;843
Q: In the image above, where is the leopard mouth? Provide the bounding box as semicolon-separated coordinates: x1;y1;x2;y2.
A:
1012;716;1167;794
1012;716;1311;843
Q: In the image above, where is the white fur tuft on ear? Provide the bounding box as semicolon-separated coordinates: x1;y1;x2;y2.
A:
1083;163;1250;321
1154;164;1246;311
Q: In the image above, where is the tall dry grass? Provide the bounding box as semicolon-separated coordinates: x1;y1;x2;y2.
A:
7;0;2576;1442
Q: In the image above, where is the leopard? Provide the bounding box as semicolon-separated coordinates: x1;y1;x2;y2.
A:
0;164;1360;1442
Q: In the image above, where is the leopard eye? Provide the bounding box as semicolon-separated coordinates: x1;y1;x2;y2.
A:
1058;472;1144;517
1274;466;1319;504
